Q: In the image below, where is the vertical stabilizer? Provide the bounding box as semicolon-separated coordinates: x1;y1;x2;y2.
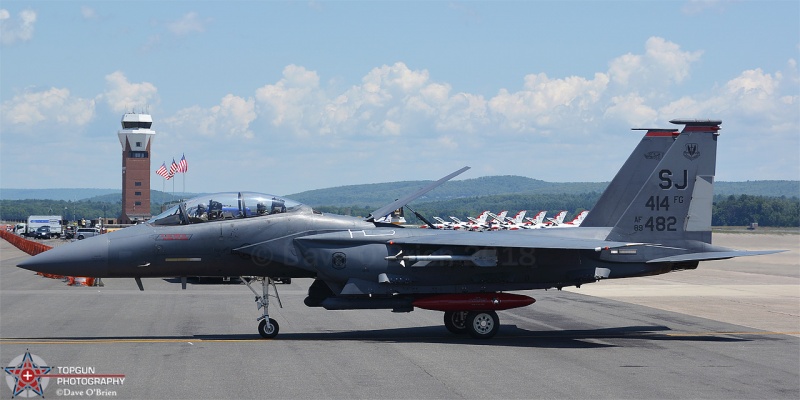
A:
581;128;679;227
605;120;721;244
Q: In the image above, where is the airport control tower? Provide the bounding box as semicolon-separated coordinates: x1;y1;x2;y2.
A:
118;112;155;224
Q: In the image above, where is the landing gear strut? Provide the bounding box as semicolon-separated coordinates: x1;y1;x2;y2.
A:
242;277;283;338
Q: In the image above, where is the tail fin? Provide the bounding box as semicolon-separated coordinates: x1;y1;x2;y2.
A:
528;211;547;225
605;120;721;244
512;210;527;224
569;210;589;226
581;128;679;227
547;211;567;225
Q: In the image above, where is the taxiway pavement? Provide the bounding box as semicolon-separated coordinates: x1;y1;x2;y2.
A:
1;233;798;399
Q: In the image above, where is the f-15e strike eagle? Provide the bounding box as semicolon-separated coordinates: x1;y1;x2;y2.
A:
17;119;782;339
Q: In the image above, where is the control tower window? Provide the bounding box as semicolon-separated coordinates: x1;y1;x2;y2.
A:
129;151;148;158
122;121;153;129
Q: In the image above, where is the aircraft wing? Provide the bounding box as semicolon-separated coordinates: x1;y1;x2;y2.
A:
387;230;633;251
366;166;470;222
297;229;636;251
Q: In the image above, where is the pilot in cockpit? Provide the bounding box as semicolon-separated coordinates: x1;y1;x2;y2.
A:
195;203;208;221
270;198;286;214
208;200;223;220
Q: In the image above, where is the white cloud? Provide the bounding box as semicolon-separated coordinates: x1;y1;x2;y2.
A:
255;64;323;136
6;36;797;190
0;8;36;45
609;37;702;87
487;72;610;132
0;87;95;128
167;12;208;36
603;93;659;127
164;94;256;139
102;71;159;113
660;67;797;130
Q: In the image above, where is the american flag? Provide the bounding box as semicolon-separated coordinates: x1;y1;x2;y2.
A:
169;158;179;178
178;154;188;173
156;162;169;178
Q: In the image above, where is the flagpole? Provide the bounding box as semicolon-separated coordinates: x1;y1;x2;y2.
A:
179;154;187;197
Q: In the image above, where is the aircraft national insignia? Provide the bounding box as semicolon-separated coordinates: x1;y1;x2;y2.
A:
332;252;347;269
683;143;700;160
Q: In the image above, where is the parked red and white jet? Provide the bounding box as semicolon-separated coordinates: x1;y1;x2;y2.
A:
542;210;589;228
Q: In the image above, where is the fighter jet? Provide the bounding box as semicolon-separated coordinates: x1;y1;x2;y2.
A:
17;120;783;340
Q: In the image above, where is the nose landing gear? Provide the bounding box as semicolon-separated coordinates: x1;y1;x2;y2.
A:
242;277;283;338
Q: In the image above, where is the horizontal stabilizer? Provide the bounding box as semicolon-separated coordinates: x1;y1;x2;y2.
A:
647;250;786;263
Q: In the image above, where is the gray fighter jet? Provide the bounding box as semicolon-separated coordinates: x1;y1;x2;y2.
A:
17;119;782;339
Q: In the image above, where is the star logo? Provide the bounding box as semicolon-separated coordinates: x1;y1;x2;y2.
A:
4;350;51;398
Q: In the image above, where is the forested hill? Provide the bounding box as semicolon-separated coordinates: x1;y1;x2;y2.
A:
286;177;799;207
288;176;606;206
1;177;797;205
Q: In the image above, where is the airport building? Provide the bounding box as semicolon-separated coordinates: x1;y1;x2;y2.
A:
118;112;155;224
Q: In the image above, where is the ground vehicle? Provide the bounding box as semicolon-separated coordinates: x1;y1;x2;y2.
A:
13;223;26;235
25;216;63;238
33;226;52;239
75;228;101;240
64;226;77;239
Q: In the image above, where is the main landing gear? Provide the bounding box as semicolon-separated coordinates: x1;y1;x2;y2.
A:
416;293;535;339
242;277;283;338
444;310;500;339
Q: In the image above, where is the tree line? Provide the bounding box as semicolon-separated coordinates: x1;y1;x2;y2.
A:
1;194;798;227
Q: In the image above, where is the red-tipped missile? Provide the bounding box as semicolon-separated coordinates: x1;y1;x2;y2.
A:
412;293;535;312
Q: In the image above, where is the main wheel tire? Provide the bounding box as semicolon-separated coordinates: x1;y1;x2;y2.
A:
258;318;279;339
466;310;499;339
443;311;468;334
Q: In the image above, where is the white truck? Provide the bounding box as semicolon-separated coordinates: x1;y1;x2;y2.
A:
13;223;26;235
25;215;63;238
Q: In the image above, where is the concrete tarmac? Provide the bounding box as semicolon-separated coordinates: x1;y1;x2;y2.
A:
1;233;798;399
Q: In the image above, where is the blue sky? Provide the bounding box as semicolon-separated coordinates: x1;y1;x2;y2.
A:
1;1;798;196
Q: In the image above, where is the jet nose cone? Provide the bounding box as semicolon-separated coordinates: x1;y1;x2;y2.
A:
17;236;109;277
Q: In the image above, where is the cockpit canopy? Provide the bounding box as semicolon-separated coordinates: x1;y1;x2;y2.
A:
148;192;307;226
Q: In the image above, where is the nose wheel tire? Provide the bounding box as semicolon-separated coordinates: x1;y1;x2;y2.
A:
258;318;279;339
443;311;468;334
466;311;499;339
